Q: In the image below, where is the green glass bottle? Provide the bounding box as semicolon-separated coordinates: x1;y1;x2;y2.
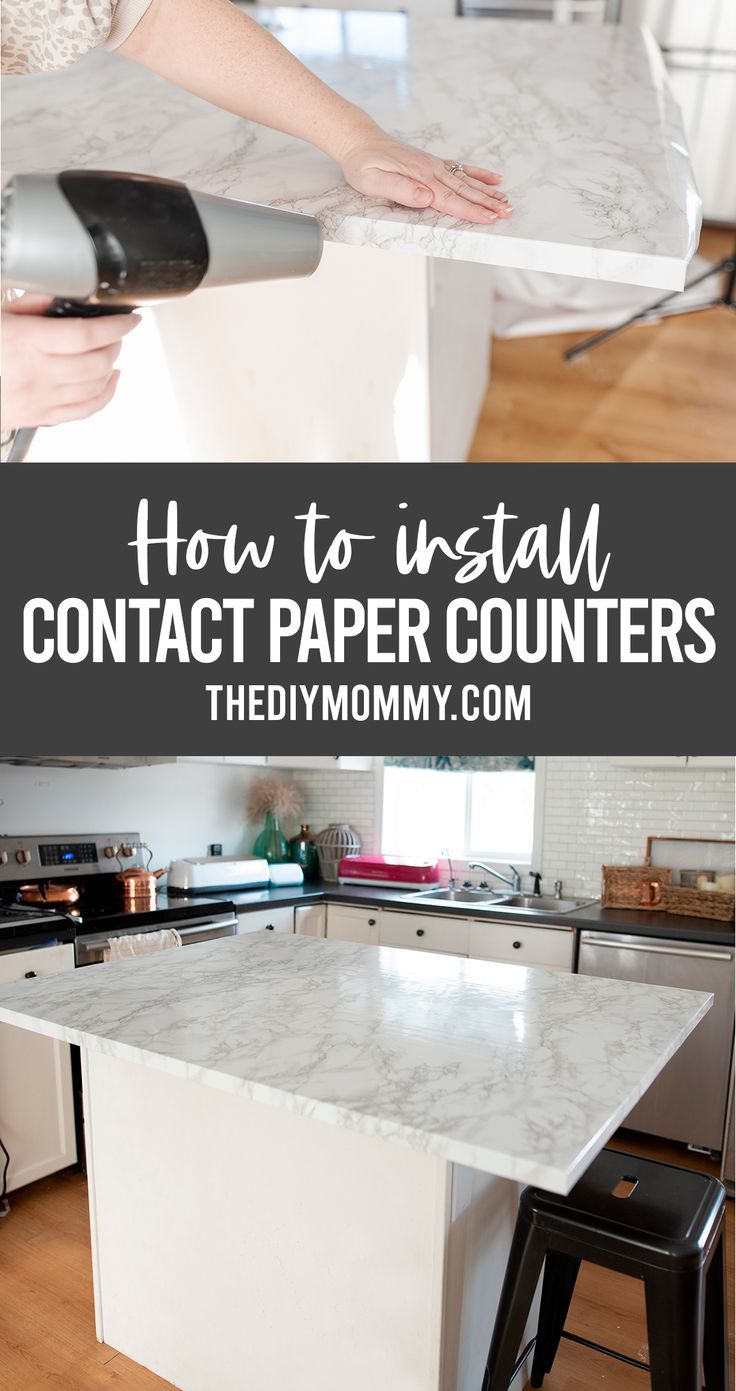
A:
289;824;320;882
253;810;289;865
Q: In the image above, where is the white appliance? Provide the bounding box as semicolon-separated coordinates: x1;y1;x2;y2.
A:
168;856;270;895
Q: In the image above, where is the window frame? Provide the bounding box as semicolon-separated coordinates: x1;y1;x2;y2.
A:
376;756;546;876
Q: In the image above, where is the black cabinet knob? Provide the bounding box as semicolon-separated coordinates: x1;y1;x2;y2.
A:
368;917;376;926
265;924;275;931
24;970;38;978
513;941;522;950
416;928;425;937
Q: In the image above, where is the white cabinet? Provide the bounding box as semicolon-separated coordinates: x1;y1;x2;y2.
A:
178;756;266;766
468;919;574;971
235;907;294;935
265;757;373;771
178;756;371;770
610;756;732;770
295;904;327;938
0;944;77;1192
324;903;575;968
325;905;380;945
379;911;469;956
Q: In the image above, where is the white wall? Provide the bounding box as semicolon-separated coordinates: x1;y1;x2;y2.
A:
0;762;291;870
299;757;735;899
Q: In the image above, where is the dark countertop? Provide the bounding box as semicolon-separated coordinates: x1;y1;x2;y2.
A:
4;883;731;951
216;882;735;947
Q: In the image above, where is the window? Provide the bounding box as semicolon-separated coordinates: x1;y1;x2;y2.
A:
381;757;540;867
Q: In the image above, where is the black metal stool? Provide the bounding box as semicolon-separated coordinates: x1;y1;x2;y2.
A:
483;1149;730;1391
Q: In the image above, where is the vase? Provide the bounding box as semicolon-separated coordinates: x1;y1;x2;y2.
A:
289;824;320;882
313;823;361;883
253;810;289;865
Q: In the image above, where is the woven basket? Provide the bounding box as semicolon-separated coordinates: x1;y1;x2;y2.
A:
601;864;672;911
660;885;735;922
314;823;361;883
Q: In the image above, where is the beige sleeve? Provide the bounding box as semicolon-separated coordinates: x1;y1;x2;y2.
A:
1;0;154;75
102;0;156;51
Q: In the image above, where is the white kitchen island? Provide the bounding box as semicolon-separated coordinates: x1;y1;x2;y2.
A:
0;932;711;1391
2;8;700;462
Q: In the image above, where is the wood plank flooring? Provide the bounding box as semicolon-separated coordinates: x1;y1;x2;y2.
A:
468;227;736;463
0;1133;732;1391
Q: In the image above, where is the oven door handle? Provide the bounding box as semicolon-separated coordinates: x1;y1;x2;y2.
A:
176;920;236;938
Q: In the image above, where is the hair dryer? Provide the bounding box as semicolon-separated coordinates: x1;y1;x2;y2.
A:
1;169;324;460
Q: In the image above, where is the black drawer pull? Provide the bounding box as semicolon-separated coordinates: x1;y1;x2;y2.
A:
265;924;275;931
513;941;522;950
24;970;38;979
368;917;376;926
416;928;425;937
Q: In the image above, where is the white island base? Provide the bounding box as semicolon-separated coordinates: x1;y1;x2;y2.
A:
155;244;494;464
83;1047;535;1391
28;243;493;464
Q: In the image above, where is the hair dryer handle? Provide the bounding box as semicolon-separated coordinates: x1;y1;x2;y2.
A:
46;298;134;318
4;298;136;461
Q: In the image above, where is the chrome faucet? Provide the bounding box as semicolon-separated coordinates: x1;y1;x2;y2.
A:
468;861;521;893
443;848;456;890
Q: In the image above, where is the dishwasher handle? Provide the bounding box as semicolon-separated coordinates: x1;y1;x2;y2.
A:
580;935;733;963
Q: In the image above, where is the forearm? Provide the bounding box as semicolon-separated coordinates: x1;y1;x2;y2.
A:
118;0;379;163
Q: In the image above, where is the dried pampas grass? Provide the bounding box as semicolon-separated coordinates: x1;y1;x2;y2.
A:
247;776;302;822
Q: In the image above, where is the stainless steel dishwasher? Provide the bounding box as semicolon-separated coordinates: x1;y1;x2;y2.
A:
578;932;735;1153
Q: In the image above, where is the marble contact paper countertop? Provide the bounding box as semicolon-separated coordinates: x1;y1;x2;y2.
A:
2;8;699;289
0;932;711;1191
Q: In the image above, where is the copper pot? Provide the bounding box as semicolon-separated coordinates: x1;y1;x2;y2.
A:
19;882;80;907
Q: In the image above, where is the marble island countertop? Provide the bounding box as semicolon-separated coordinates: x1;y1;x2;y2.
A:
2;8;699;289
0;932;711;1191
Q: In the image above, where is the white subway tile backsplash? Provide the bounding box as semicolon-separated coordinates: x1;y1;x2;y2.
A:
297;757;734;900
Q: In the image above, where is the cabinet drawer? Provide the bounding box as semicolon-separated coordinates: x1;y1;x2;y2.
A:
379;911;469;956
468;920;573;970
325;905;380;944
294;904;326;938
236;907;294;935
0;942;77;1192
0;942;75;984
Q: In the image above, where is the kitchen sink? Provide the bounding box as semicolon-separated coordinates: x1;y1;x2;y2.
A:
406;889;594;915
492;895;590;913
408;888;506;905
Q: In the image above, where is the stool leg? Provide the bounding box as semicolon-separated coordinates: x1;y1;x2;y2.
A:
529;1252;581;1388
703;1232;730;1391
644;1267;704;1391
483;1214;547;1391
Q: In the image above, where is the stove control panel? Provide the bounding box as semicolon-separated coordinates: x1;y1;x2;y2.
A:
0;833;144;882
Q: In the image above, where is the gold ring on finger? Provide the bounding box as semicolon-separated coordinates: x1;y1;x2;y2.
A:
448;161;465;176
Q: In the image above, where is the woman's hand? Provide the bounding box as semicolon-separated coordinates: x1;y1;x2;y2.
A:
340;133;512;225
1;295;141;433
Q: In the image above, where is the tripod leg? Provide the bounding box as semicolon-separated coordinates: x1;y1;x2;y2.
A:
563;258;732;363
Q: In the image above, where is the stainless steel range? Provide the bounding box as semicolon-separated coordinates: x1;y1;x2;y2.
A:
0;832;237;965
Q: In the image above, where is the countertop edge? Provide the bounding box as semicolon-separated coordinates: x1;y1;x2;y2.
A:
0;964;714;1195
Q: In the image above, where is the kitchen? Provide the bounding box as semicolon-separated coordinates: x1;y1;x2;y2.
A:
0;753;733;1390
3;0;734;464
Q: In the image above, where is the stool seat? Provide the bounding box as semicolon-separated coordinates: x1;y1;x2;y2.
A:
522;1149;725;1272
482;1148;730;1391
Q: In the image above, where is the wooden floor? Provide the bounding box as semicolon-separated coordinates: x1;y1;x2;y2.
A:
0;1133;732;1391
468;226;736;463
